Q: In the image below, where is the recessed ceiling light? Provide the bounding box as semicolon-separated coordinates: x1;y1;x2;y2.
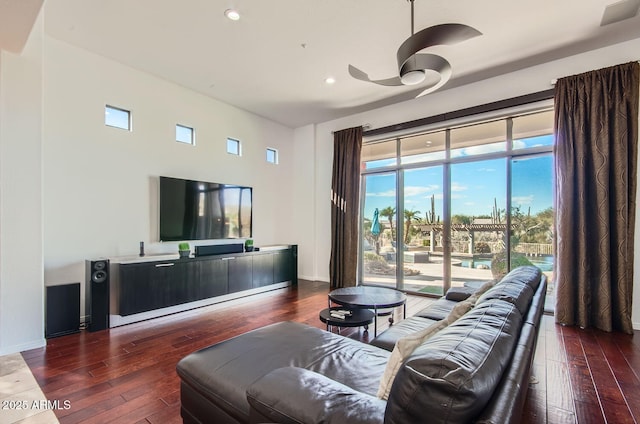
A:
225;9;240;21
325;77;336;85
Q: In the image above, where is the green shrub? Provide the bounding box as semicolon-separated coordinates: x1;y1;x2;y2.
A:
490;251;533;280
474;242;491;253
364;251;386;263
178;242;190;251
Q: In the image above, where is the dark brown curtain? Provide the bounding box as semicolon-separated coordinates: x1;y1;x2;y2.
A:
330;126;363;289
554;61;639;334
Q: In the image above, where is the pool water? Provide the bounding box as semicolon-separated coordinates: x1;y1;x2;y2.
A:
460;256;553;271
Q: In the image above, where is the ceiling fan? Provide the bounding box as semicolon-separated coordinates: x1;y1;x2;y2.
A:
348;0;481;97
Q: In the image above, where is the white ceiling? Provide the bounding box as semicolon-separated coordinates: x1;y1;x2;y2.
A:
23;1;640;127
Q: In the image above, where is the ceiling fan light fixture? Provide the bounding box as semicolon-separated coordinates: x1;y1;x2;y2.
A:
401;69;426;85
225;9;240;21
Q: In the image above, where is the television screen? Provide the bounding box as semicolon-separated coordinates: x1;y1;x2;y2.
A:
159;176;252;241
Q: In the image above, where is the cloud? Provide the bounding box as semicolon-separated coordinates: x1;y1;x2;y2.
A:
451;182;467;192
404;185;440;197
513;140;527;149
512;195;535;205
367;190;396;197
452;142;506;157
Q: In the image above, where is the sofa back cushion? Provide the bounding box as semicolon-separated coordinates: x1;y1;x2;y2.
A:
500;265;542;291
377;300;474;400
377;319;449;400
475;266;541;315
384;299;523;424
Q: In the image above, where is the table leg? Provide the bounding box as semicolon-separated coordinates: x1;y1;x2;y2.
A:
374;307;378;337
403;303;406;319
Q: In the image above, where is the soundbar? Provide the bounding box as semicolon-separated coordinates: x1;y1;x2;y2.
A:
195;243;244;257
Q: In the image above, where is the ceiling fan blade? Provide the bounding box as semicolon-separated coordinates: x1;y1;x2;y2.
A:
400;53;453;97
397;23;481;71
401;53;450;76
348;65;403;87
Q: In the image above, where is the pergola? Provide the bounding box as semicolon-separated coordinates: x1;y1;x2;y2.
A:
416;223;514;254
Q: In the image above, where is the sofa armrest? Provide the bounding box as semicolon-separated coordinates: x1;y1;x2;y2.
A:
445;286;475;301
246;367;386;424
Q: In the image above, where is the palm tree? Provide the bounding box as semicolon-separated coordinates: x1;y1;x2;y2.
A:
379;206;396;242
404;209;421;244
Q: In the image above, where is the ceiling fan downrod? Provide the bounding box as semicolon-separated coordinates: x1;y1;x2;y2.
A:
409;0;415;35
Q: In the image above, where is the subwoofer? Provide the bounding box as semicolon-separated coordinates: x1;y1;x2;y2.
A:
85;259;110;331
45;283;80;338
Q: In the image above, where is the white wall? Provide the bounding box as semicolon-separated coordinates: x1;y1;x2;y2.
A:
297;38;640;329
292;125;317;280
0;13;44;354
41;37;296;318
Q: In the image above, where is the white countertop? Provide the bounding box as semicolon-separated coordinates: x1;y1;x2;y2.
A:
109;244;292;264
110;254;182;264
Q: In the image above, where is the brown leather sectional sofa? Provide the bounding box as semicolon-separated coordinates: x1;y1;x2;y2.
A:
176;266;546;424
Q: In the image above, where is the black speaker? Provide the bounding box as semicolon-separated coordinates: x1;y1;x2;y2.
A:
195;243;244;257
86;259;110;332
45;283;80;338
291;245;298;285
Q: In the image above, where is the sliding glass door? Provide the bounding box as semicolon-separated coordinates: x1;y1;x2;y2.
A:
401;166;444;294
361;172;397;288
450;158;506;288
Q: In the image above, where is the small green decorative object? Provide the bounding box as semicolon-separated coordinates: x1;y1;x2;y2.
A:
178;242;190;258
244;239;254;252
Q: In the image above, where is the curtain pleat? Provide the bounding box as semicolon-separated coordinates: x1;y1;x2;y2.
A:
554;61;639;334
330;126;363;289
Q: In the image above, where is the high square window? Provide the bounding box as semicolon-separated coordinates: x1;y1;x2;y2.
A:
105;105;131;130
176;124;195;145
227;138;241;156
266;148;278;164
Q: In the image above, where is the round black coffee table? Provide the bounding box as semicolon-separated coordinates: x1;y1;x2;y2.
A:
319;307;375;334
328;286;407;336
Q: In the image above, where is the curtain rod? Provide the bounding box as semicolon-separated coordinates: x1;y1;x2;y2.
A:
362;89;555;138
331;124;371;134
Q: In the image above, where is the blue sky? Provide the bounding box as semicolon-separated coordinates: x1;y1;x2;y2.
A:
363;136;554;221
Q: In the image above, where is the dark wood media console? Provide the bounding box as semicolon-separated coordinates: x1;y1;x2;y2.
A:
108;245;297;327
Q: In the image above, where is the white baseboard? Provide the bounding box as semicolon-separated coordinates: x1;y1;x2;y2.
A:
298;274;328;283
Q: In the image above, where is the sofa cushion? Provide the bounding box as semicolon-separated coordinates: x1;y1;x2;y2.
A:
385;299;523;424
370;316;438;351
414;298;459;320
247;367;387;424
476;279;535;315
176;321;389;422
376;318;449;400
501;265;542;291
377;300;474;400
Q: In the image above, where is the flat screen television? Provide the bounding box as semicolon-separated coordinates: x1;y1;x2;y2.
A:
159;176;252;241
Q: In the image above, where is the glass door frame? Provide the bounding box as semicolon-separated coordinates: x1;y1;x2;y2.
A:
359;107;555;296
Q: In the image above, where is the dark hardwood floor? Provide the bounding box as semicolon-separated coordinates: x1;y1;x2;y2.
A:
22;280;640;424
